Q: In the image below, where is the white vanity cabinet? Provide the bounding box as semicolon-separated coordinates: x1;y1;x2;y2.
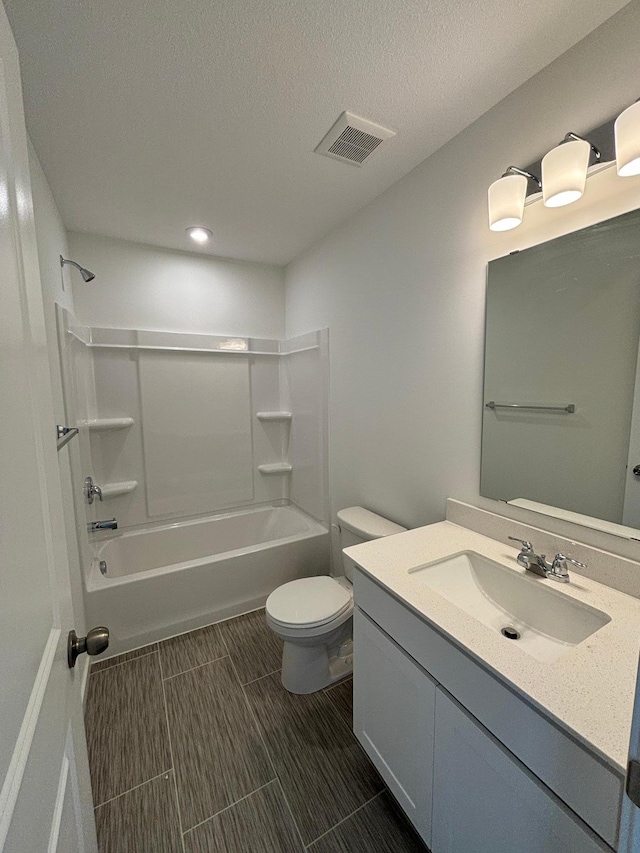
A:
353;568;619;852
353;609;436;844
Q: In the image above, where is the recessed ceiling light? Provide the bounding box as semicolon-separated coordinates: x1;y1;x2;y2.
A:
186;226;212;244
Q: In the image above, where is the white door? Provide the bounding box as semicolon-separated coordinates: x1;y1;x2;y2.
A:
618;654;640;852
622;337;640;528
0;5;98;851
432;689;608;853
353;609;436;845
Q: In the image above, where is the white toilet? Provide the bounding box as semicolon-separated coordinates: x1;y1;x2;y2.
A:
266;506;406;694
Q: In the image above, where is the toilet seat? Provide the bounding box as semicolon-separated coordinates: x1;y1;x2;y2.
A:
266;576;352;629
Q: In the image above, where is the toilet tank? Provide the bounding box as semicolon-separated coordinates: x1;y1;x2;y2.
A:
337;506;406;581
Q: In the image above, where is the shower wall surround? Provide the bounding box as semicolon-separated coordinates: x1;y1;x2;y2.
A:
59;310;329;530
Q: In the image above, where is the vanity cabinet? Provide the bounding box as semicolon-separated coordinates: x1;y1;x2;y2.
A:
353;569;619;851
353;609;436;843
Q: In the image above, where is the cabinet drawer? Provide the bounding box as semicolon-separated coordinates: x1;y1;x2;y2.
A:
354;568;622;848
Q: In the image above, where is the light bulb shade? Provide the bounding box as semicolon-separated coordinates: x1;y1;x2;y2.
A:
488;173;527;231
542;139;590;208
615;101;640;177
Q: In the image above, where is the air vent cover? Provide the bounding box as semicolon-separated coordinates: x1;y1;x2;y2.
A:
315;111;396;167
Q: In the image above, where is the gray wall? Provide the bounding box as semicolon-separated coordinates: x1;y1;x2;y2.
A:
284;2;640;558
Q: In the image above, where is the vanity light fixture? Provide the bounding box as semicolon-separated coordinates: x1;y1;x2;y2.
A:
186;226;213;244
615;99;640;177
488;166;541;232
542;133;600;208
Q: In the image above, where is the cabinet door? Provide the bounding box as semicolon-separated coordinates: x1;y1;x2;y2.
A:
353;608;436;844
432;689;610;853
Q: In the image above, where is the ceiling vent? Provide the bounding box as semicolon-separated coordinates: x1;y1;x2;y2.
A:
315;111;396;166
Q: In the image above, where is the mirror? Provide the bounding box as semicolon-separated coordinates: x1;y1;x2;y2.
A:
481;207;640;539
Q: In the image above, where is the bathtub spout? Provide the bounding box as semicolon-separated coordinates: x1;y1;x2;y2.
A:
88;518;118;532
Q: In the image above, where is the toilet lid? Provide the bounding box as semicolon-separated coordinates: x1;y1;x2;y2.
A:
266;576;352;628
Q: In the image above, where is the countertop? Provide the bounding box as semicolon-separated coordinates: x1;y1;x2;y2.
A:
344;520;640;774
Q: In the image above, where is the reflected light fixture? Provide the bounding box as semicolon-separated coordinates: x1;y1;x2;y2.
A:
488;166;541;232
542;133;600;208
186;226;213;244
615;99;640;177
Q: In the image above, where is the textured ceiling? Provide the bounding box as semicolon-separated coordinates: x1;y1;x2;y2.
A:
5;0;630;265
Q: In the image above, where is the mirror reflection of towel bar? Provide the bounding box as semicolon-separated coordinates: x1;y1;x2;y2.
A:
485;401;575;413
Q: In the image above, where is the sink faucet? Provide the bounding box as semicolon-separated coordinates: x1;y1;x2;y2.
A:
88;518;118;532
508;537;586;583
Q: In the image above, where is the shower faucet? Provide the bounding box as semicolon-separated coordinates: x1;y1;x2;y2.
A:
84;476;103;504
88;519;118;532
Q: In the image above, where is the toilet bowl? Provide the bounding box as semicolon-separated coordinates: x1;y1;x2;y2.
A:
266;507;406;694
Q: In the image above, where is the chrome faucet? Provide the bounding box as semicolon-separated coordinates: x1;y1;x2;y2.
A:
88;518;118;532
508;537;585;583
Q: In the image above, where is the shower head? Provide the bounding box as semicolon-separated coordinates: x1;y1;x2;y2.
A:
60;255;96;282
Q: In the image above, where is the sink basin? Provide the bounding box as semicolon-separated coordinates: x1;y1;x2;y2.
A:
408;551;610;662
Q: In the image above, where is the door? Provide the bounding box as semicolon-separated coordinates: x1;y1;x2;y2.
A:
622;336;640;528
618;653;640;851
0;5;97;851
432;689;608;853
353;609;436;845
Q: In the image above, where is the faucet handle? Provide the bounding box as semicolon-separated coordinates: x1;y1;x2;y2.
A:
552;553;586;570
508;536;533;553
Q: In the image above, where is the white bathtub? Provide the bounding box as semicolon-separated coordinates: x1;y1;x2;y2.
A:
85;504;329;657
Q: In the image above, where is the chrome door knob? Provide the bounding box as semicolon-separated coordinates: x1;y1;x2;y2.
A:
633;465;640;477
68;626;109;668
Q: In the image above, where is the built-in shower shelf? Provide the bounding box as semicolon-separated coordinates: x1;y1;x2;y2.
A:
258;463;293;475
87;417;134;432
100;480;138;498
256;411;292;421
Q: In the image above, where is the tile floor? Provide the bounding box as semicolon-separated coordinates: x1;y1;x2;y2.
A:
85;608;428;852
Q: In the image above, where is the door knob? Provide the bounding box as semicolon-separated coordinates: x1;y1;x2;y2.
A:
68;626;109;668
634;465;640;477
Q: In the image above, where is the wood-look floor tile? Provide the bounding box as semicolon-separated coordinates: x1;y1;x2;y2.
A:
324;678;353;729
91;643;158;673
218;608;283;684
245;673;382;846
183;782;302;853
94;772;182;853
308;791;428;852
158;623;227;678
165;657;274;830
85;653;171;806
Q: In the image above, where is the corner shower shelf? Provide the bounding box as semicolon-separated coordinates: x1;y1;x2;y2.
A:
100;480;138;499
87;417;134;432
258;463;293;475
256;412;292;421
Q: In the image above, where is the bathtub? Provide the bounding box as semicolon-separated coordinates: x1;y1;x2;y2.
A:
84;503;329;657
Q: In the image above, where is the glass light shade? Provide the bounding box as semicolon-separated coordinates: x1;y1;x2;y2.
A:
542;139;590;207
488;173;527;231
615;101;640;177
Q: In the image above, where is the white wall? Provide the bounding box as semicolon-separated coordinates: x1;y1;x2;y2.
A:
28;140;88;632
28;139;73;419
285;2;640;561
68;231;285;338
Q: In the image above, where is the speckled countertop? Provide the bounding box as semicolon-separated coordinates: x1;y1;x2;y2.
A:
345;520;640;774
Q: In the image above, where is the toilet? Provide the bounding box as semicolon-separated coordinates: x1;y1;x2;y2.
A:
266;506;406;694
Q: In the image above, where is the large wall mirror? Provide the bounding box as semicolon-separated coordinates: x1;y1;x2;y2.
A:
481;207;640;540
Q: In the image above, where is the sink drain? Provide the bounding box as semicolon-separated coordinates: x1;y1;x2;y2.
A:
501;626;520;640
